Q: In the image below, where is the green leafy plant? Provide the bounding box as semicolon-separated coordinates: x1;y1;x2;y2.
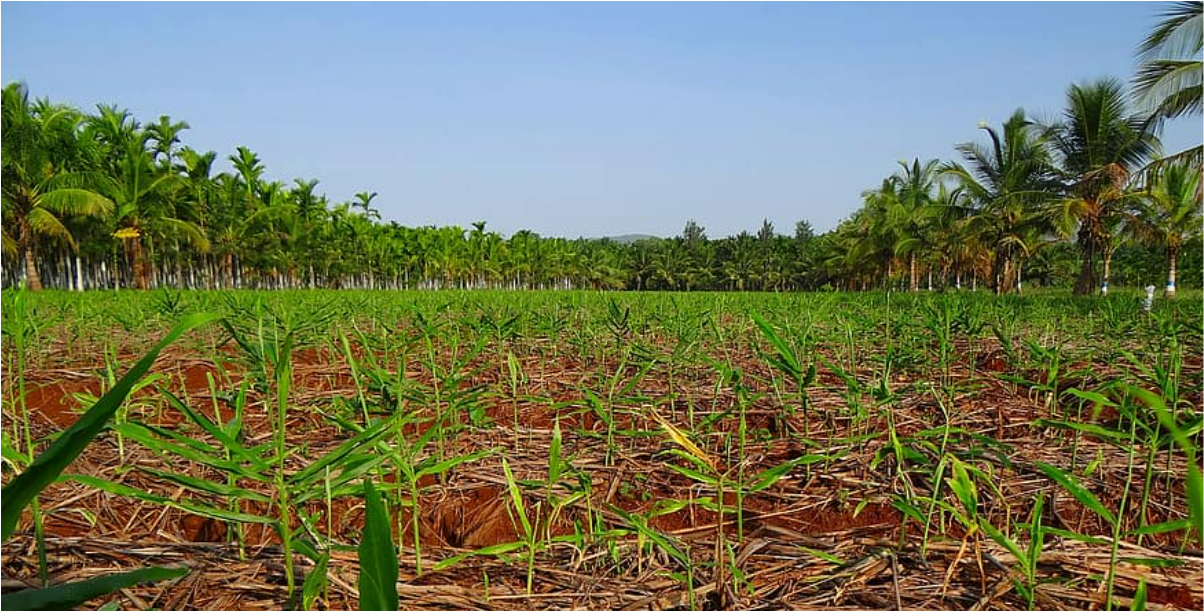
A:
1;310;217;610
358;480;399;611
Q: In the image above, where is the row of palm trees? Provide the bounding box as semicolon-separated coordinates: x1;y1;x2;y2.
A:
1;78;826;293
816;2;1202;296
3;3;1199;294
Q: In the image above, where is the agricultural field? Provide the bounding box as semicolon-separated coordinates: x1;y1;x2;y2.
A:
1;288;1201;610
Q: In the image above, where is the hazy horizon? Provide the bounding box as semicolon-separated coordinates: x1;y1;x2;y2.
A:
3;2;1198;239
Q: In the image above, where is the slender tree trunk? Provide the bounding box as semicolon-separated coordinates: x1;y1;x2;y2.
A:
75;254;84;291
909;253;918;292
1167;245;1178;298
23;249;42;291
132;240;149;290
1101;247;1113;296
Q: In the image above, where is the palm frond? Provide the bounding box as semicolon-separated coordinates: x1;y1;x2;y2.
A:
1138;2;1203;59
26;206;77;249
39;188;115;219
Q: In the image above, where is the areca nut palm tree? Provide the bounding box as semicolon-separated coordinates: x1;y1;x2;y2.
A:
2;83;114;291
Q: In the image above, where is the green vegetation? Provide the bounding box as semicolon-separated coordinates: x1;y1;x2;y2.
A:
1;288;1201;609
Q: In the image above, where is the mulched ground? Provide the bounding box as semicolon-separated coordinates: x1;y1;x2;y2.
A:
2;324;1201;610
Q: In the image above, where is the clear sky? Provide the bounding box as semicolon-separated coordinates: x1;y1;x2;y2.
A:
3;2;1198;239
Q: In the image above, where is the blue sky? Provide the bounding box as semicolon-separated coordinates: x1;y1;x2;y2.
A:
3;2;1198;238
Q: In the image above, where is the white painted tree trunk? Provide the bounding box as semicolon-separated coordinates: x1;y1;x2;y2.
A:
1167;247;1178;298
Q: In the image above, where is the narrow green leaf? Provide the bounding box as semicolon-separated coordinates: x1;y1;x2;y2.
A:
1034;461;1115;526
161;390;265;469
67;474;276;524
1041;526;1109;545
1125;518;1192;536
948;457;978;519
979;519;1025;563
501;458;532;536
1130;579;1147;611
358;480;398;611
748;454;829;492
2;566;187;611
548;417;563;484
751;312;802;377
432;541;526;571
302;553;330;612
291;412;401;486
797;545;844;565
414;449;493;480
136;467;271;502
1118;557;1185;569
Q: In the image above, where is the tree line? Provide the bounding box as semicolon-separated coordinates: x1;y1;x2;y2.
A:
818;2;1202;296
3;2;1200;294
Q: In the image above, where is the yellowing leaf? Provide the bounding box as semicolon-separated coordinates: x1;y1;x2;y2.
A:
648;407;714;470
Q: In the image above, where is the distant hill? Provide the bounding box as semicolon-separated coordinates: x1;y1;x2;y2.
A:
601;234;661;244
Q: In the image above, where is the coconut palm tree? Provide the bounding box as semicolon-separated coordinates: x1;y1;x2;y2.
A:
87;104;140;175
886;159;942;291
1126;162;1202;297
1;83;113;290
852;181;902;289
943;110;1060;293
1048;78;1160;295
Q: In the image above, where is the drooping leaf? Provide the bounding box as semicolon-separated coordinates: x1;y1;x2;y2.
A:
1034;461;1116;526
501;458;532;537
2;566;187;611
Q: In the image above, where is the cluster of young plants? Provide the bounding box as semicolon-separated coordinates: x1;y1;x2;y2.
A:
1;286;1200;610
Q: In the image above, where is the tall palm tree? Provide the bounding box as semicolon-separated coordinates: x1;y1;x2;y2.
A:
354;191;381;220
1126;162;1202;297
1048;78;1160;295
722;232;757;291
109;140;208;289
852;181;901;289
87;104;140;175
2;83;113;290
943;110;1060;293
888;158;941;291
146;115;190;168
